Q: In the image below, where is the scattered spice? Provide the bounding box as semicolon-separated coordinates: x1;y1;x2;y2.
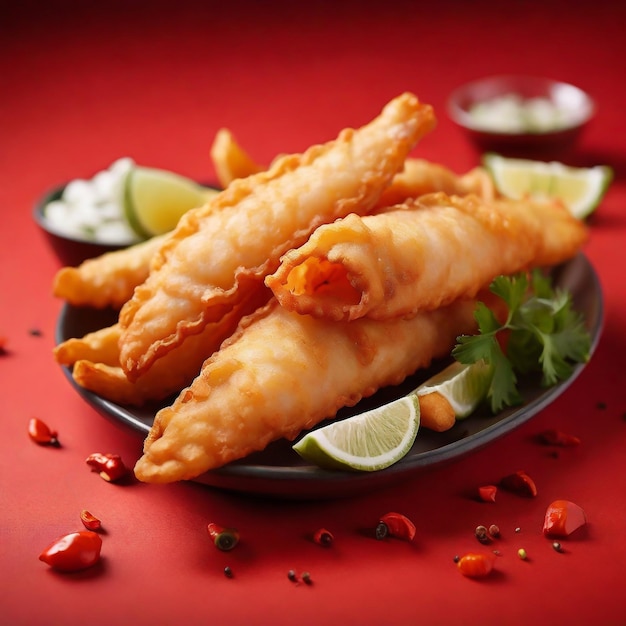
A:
207;523;240;551
488;524;500;538
552;541;564;553
39;531;102;573
596;401;607;410
80;510;102;531
85;452;127;482
313;528;334;547
517;548;528;560
287;569;298;582
537;429;581;447
475;525;490;544
477;485;497;502
28;328;42;337
28;417;60;447
457;552;496;578
499;470;537;497
376;512;416;541
453;555;460;563
224;566;234;578
301;571;312;585
514;527;521;533
542;500;587;538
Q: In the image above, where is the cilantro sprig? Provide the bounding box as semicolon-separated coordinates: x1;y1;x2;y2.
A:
452;270;592;413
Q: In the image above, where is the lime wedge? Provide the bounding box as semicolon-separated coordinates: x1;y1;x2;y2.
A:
123;166;218;238
293;396;420;471
483;153;612;219
415;360;493;419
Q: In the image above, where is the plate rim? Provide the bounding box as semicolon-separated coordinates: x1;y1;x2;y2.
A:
55;252;604;498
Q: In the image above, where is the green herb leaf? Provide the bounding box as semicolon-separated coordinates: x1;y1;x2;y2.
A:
452;269;591;413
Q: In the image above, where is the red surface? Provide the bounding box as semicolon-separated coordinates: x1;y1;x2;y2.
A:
2;1;625;624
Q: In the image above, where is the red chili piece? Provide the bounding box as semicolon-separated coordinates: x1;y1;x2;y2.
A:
313;528;334;547
0;335;7;354
477;485;497;502
542;500;587;538
39;531;102;573
537;429;581;447
28;417;60;447
457;552;496;578
377;512;416;541
207;523;240;551
80;510;102;531
85;452;127;482
499;470;537;497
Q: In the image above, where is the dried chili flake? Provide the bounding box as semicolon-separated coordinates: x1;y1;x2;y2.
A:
39;531;102;573
376;512;416;541
542;500;587;538
499;470;537;497
536;429;581;447
28;417;60;447
85;452;127;482
477;485;497;502
313;528;334;547
457;552;496;578
207;523;239;551
80;510;102;531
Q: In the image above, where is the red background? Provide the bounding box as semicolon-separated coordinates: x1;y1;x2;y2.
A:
1;1;625;624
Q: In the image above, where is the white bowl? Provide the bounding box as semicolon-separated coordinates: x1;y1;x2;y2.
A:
447;75;595;158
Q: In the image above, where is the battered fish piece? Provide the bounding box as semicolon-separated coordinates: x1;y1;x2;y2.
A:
210;128;264;188
265;192;588;321
54;324;122;367
119;93;436;380
63;286;271;406
52;234;168;309
134;296;480;483
374;159;495;208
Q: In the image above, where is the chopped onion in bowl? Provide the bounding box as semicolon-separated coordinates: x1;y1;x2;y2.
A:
42;158;142;245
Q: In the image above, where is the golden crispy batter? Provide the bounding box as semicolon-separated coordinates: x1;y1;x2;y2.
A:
69;285;271;406
210;128;264;188
265;192;588;321
374;159;495;208
54;323;122;367
119;93;436;381
52;234;168;309
133;296;479;483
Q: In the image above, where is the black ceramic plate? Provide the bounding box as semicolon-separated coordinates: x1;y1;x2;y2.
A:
56;254;603;499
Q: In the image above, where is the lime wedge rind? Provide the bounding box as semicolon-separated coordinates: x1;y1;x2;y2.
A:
414;360;493;419
483;153;612;219
123;166;217;239
292;395;420;472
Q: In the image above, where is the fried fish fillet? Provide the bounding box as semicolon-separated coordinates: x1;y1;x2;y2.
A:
54;323;122;367
265;192;588;321
119;93;436;380
133;296;480;483
52;234;168;309
374;159;495;208
59;287;271;406
210;128;264;188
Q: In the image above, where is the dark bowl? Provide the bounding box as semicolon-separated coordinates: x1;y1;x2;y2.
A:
447;75;595;160
33;184;132;267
